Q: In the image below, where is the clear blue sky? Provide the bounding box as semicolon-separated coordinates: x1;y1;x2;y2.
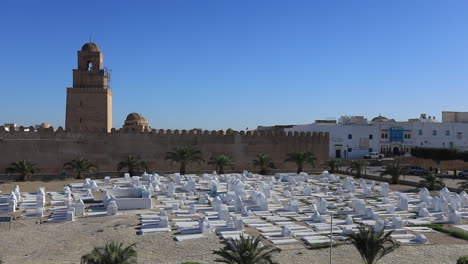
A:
1;0;468;130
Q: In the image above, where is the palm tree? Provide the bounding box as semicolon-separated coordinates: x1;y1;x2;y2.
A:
253;154;276;175
347;160;368;178
347;226;399;264
458;180;468;191
81;242;137;264
208;154;233;174
213;235;281;264
5;160;39;181
418;172;445;191
327;158;341;173
63;158;98;179
165;146;204;175
117;155;148;176
380;161;407;184
284;151;316;174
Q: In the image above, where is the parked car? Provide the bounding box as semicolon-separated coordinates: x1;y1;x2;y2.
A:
364;152;383;159
457;170;468;178
406;166;428;176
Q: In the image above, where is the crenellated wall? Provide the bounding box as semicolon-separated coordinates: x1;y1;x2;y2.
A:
0;126;329;173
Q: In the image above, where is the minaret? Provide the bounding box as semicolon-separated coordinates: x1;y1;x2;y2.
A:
65;42;112;132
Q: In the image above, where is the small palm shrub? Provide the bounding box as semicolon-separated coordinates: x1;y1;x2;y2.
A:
213;235;281;264
347;160;368;178
117;155;148;176
380;161;407;184
418;173;445;191
63;158;98;179
458;256;468;264
81;242;137;264
5;160;39;181
347;226;398;264
165;146;204;175
327;158;341;173
207;154;233;174
284;151;316;174
253;154;276;175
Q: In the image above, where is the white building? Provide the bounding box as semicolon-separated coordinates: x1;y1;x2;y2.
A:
258;111;468;159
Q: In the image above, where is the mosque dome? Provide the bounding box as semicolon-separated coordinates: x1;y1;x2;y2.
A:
371;115;390;122
81;42;100;52
125;113;144;121
40;122;51;128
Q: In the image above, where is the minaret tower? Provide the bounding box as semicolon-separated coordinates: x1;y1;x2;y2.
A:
65;42;112;132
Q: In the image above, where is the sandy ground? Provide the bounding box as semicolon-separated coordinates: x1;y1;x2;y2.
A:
0;179;468;264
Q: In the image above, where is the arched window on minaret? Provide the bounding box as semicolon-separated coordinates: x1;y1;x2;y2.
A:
87;61;93;71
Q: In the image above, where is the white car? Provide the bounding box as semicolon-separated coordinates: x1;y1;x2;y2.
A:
364;152;383;159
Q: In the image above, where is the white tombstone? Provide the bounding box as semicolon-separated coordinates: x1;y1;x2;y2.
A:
366;208;376;219
397;194;409;211
374;220;385;233
235;215;244;231
312;211;322;222
317;198;329;214
392;215;403;228
345;215;354;225
167;182;175;198
342;225;353;235
199;194;207;205
386;204;395;214
448;206;462;224
418;208;430;217
104;176;111;184
13;185;21;202
363;187;372;197
36;207;44;217
414;234;427;243
379;183;390;197
303;184;312;196
200;217;211;233
226;217;235;229
235;196;244;211
419;188;430;202
189;204;197;214
174;174;181;185
351;199;366;215
90;181;99;190
159;215;169;228
218;204;229;221
107;200;118;216
212;196;223;211
75;199;85;216
335;187;343;195
281;226;292;237
124;173;130;180
8;199;16;212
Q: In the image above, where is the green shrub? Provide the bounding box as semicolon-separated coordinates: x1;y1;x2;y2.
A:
457;256;468;264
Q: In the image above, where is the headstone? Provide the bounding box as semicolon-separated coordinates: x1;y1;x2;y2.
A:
107;200;118;216
281;226;292;237
75;199;85;216
235;215;244;231
200;217;211;233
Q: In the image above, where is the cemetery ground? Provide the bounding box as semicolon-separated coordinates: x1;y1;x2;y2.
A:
0;173;467;264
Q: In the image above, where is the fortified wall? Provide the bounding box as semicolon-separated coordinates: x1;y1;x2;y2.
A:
0;126;329;173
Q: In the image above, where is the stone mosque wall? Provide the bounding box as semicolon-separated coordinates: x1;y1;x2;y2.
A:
0;126;329;174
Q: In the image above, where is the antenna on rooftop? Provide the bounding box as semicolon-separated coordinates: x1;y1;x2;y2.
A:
89;33;92;43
